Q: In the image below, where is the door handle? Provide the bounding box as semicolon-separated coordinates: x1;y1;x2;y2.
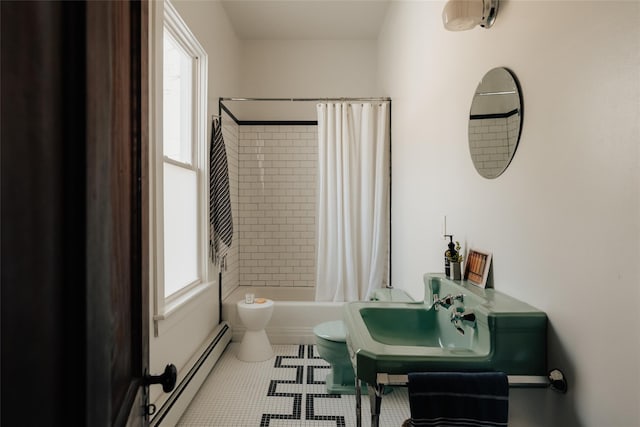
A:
144;364;177;393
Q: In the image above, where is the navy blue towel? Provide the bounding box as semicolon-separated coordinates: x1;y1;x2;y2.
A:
407;372;509;427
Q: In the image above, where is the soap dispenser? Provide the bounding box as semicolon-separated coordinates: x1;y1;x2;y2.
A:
444;235;457;277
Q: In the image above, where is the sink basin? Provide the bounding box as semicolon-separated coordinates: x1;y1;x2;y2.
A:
359;307;474;349
343;274;548;386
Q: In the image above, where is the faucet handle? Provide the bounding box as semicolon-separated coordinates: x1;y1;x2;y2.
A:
441;294;454;305
451;309;476;323
453;321;465;335
451;308;476;336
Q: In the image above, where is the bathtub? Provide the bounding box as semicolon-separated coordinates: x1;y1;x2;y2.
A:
222;286;415;344
222;286;343;344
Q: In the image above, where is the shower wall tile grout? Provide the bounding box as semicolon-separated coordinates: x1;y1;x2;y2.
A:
238;125;318;289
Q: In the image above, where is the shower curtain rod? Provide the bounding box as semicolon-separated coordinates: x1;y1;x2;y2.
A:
220;97;391;102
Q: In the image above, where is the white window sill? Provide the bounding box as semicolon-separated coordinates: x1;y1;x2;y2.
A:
153;280;214;336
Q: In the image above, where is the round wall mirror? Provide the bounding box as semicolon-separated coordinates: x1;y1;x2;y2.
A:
468;67;523;179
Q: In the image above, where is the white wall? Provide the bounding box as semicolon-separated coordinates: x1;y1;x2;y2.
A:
232;39;380;120
241;39;378;97
378;1;639;426
149;0;240;406
172;0;241;116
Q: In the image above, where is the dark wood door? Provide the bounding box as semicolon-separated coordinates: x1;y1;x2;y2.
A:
87;1;150;424
1;1;149;425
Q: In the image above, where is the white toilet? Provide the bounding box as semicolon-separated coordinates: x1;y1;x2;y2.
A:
313;320;358;394
236;299;274;362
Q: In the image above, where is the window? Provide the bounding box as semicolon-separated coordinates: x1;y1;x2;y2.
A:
152;0;209;325
162;27;198;297
163;30;192;164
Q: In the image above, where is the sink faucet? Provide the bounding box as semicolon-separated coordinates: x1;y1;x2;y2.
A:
433;293;464;310
451;309;476;335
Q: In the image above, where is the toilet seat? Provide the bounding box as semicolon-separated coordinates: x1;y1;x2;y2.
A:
313;320;346;343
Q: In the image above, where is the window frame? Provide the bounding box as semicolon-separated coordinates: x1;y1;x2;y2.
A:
162;25;194;166
150;0;210;335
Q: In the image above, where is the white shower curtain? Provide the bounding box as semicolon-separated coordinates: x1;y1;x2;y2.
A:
315;102;390;302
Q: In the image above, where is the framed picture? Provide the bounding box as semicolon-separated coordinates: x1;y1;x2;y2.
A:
464;248;492;288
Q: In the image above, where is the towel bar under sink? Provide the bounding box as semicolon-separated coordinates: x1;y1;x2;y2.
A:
375;371;563;388
356;370;567;427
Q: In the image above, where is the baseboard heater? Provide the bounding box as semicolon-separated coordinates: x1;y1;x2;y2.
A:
151;322;232;426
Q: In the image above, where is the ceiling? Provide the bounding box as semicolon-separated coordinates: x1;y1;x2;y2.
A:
221;0;391;40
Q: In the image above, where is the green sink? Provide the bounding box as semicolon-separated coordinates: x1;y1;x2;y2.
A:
359;307;475;349
344;274;548;386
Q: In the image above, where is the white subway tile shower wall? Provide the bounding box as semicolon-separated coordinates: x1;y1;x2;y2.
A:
238;125;317;288
220;116;240;299
468;116;519;178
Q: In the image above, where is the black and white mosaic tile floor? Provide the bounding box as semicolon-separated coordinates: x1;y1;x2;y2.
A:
178;343;410;426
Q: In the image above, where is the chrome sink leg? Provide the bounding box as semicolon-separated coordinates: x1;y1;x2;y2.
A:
355;378;362;427
368;382;384;427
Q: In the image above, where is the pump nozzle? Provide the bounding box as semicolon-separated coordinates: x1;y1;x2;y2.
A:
445;235;456;252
